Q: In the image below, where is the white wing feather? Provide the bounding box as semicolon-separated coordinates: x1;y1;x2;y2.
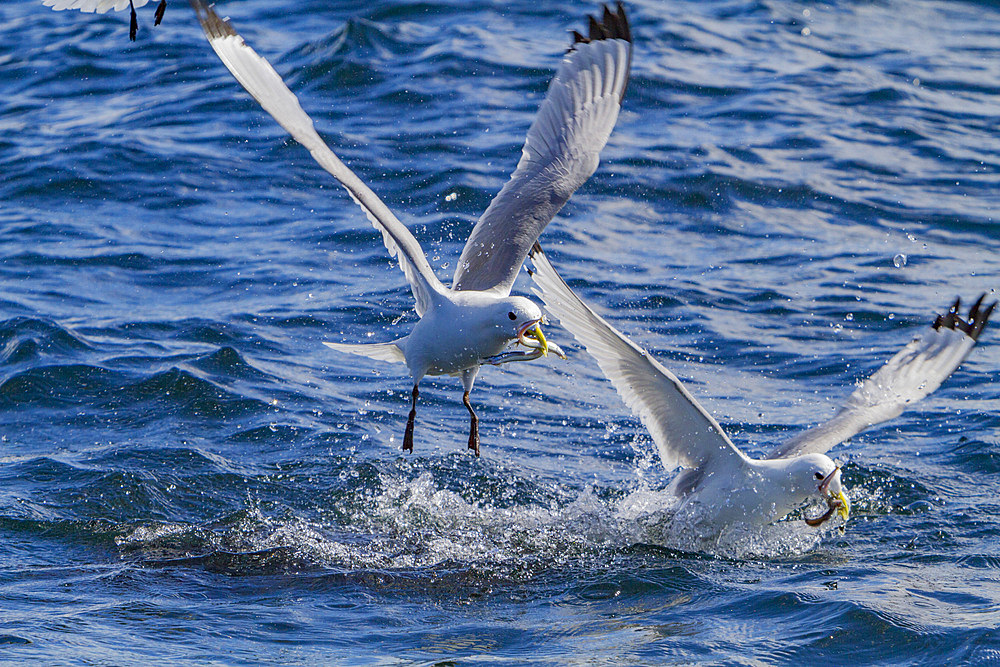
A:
323;340;406;365
189;0;445;317
529;245;748;473
453;6;632;295
768;296;994;459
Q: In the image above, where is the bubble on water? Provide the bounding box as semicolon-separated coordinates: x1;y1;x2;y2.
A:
893;253;907;268
445;192;458;202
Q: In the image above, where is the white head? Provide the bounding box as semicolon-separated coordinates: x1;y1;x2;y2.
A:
779;453;851;527
488;296;546;347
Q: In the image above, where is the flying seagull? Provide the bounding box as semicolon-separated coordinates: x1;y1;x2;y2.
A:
188;1;633;456
529;243;994;535
42;0;167;41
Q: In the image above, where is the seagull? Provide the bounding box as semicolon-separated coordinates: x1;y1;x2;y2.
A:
188;1;633;456
529;243;994;538
42;0;167;41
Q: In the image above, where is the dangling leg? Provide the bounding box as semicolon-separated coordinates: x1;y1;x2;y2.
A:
128;0;138;41
403;384;418;453
154;0;167;26
462;368;480;457
463;392;479;457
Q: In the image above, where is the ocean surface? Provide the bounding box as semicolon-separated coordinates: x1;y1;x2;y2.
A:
2;0;999;663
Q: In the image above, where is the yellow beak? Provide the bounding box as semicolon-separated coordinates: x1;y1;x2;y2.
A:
530;323;549;356
517;320;549;356
836;490;850;521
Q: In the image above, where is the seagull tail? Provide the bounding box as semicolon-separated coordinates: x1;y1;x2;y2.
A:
323;338;407;365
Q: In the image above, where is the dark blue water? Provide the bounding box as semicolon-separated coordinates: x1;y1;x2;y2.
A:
3;0;999;662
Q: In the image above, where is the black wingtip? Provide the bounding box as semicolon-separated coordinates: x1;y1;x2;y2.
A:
972;298;997;340
932;293;996;341
567;4;632;102
570;2;632;50
154;0;166;26
529;241;544;259
188;0;240;41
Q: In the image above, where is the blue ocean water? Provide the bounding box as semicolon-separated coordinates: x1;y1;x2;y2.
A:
2;0;999;662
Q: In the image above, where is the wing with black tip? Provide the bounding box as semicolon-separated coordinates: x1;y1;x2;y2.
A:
768;295;995;459
452;4;632;295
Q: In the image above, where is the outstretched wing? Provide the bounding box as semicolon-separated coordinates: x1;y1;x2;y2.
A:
768;295;995;459
452;4;632;295
189;0;446;316
529;244;748;473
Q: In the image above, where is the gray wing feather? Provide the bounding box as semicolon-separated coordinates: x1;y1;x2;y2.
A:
768;295;995;459
189;0;446;317
453;5;632;295
529;244;748;473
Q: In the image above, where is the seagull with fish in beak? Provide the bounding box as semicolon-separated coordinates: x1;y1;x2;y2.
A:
187;1;632;455
530;243;993;536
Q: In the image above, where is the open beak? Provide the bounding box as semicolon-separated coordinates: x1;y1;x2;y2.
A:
482;318;566;366
805;467;850;527
517;319;548;356
517;318;567;359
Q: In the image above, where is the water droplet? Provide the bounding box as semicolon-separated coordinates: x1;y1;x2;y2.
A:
801;26;811;36
893;253;907;268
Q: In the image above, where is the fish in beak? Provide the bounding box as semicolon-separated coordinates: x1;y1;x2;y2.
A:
517;319;548;355
481;318;567;366
805;466;851;527
518;319;567;360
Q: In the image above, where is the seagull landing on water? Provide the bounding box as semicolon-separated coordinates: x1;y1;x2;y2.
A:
188;1;632;456
529;243;994;537
42;0;167;41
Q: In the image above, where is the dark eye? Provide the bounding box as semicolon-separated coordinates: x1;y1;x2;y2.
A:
508;312;517;320
814;472;824;480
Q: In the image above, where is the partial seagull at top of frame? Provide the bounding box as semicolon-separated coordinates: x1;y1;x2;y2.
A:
42;0;167;41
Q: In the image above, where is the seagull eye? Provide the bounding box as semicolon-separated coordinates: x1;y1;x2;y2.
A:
508;312;517;320
814;472;825;480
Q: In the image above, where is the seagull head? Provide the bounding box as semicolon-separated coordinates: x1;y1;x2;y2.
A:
495;297;565;359
786;453;850;528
